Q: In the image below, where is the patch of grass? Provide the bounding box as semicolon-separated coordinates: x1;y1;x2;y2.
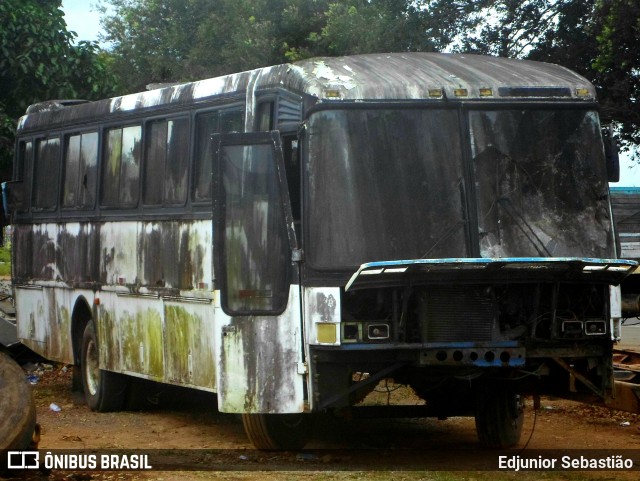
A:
0;243;10;276
0;243;10;263
0;262;10;276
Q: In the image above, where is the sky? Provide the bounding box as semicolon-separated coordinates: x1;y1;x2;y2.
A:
61;0;106;46
60;1;638;187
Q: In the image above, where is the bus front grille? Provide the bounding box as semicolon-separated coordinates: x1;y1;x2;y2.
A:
422;287;497;342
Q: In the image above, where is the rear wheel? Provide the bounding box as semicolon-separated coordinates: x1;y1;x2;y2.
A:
81;321;128;412
475;387;524;448
242;413;314;450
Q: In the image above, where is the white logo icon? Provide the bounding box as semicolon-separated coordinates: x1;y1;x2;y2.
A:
7;451;40;469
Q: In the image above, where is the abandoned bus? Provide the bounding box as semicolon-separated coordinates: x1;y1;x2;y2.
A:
3;53;637;449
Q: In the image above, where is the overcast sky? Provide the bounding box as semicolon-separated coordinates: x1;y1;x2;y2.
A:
60;1;638;186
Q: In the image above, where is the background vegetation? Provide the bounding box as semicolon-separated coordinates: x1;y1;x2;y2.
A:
0;244;11;276
0;0;639;181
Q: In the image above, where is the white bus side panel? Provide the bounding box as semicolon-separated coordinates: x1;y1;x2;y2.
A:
96;292;217;390
15;286;77;363
15;220;217;391
100;222;139;286
215;285;305;413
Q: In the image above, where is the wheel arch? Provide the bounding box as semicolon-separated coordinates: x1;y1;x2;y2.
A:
71;296;94;366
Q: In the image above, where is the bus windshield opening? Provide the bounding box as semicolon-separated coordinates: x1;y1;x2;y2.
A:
306;108;615;271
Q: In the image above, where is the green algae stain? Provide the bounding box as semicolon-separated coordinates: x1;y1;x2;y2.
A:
140;308;164;379
164;304;216;389
118;307;164;380
57;305;72;362
97;309;120;371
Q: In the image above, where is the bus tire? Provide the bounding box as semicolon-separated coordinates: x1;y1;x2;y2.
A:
81;321;128;412
241;413;313;450
475;388;524;449
0;351;37;451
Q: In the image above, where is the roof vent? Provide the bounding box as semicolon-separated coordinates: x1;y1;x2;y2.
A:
25;99;90;115
497;87;571;98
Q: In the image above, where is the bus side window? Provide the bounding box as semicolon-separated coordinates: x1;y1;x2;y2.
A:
17;141;30;181
144;118;189;206
32;137;61;211
144;120;166;205
101;125;142;207
220;109;244;133
256;102;274;131
14;141;32;214
194;108;245;202
194;112;219;202
63;132;98;209
165;118;189;204
219;141;290;314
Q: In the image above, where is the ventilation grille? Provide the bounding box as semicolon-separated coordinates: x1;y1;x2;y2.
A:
423;287;496;342
276;97;302;127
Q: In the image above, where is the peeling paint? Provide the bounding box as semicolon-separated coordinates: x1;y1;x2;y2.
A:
14;216;216;391
14;287;74;363
217;286;304;413
311;61;356;90
305;287;341;347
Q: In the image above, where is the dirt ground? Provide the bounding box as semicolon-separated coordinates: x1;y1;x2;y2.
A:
3;361;640;481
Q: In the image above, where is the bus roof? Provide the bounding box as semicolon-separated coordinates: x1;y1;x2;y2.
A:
18;52;596;133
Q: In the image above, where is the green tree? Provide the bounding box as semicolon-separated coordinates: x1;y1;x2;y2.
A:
303;0;489;58
99;0;640;156
99;0;213;91
592;0;640;153
455;0;640;158
100;0;488;85
0;0;116;177
100;0;324;87
189;0;282;78
455;1;582;57
306;0;432;56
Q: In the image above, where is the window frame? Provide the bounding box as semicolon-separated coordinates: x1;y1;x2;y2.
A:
100;123;143;209
192;106;245;205
62;130;99;211
31;136;62;213
213;131;297;316
142;115;191;207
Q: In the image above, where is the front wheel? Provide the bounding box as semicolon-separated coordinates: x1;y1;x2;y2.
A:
0;351;37;450
81;321;128;412
475;387;524;449
242;413;314;450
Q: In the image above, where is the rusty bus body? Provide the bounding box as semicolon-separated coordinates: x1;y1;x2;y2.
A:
611;187;640;316
4;53;638;449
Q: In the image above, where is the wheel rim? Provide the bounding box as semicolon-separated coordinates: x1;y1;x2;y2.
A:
85;338;100;396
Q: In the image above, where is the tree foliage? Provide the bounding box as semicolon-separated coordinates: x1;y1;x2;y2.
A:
96;0;640;155
0;0;116;176
2;0;637;165
592;0;640;151
456;0;640;155
99;1;491;91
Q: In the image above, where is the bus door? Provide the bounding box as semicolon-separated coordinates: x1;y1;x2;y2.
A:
212;131;305;413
